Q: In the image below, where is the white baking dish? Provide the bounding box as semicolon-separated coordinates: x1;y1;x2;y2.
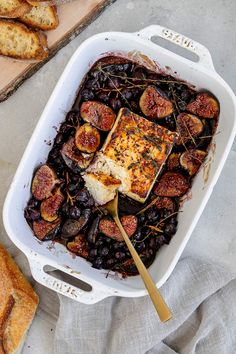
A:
3;25;236;304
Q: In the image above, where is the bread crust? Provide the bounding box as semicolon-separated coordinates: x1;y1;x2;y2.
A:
0;19;48;60
0;244;39;354
20;5;59;30
0;0;31;19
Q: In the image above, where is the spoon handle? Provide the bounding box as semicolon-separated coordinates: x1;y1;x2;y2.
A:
114;216;172;322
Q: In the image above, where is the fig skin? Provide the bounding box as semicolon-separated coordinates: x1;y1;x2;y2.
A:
61;137;94;171
67;234;89;258
75;123;100;153
154;196;175;212
176;113;204;145
80;101;116;131
167;153;181;171
32;218;61;240
99;215;138;242
180;149;206;176
31;164;59;201
187;92;219;119
61;209;91;238
139;86;173;119
40;189;64;222
154;172;189;197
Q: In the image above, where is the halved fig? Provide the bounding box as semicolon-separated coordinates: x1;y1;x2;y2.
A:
155;196;175;212
61;137;94;171
80;101;116;131
61;209;91;238
139;86;173;118
167;153;181;171
67;234;89;258
154;172;189;197
176;113;204;145
32;164;59;201
99;215;138;242
75;123;100;153
180;149;206;176
32;218;61;241
187;92;219;118
40;189;64;222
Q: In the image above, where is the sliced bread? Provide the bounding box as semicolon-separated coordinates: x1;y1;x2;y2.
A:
20;4;59;30
0;0;31;18
0;19;48;60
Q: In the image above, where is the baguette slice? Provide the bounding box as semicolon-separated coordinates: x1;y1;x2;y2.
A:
0;244;39;354
0;19;48;60
0;0;31;18
20;4;59;30
27;0;73;5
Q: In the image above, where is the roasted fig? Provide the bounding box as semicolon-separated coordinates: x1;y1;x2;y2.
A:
61;209;91;238
154;172;189;197
32;218;61;240
139;86;173;118
61;137;94;171
67;235;89;258
176;113;204;145
155;196;175;212
32;165;59;201
180;149;206;176
87;216;101;243
187;92;219;118
99;215;138;242
40;189;64;222
75;123;100;153
80;101;116;131
167;153;181;171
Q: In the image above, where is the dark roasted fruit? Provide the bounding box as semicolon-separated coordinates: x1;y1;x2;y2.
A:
80;101;116;131
87;216;101;243
33;218;60;240
187;92;219;118
176;113;204;145
32;165;59;201
109;97;122;111
69;206;81;219
61;209;91;238
81;89;94;101
92;257;103;269
145;208;160;223
154;172;189;197
180;149;206;176
139;86;173;118
167;153;181;171
154;196;175;212
61;137;94;171
40;189;64;222
99;215;138;241
75;123;100;153
65;110;80;126
67;235;89;258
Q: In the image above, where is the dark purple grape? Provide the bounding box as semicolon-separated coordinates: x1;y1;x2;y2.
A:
122;88;133;100
62;202;70;216
135;242;145;253
98;246;109;257
82;196;94;208
106;258;115;267
92;257;103;269
65;111;79;126
107;78;120;88
68;183;78;194
146;208;160;223
24;208;40;222
86;79;100;90
115;251;126;260
165;116;176;130
97;92;109;103
76;188;90;203
90;70;100;79
95;239;105;248
27;198;39;209
164;221;177;236
110;97;122;111
69;206;81;219
89;248;98;258
81;89;94;101
133;228;143;241
54;133;64;145
148;238;156;250
138;214;145;224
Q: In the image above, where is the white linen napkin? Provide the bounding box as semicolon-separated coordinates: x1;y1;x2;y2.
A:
54;151;236;354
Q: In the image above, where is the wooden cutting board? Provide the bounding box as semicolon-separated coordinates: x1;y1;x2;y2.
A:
0;0;116;102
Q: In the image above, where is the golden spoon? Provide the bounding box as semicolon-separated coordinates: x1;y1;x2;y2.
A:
105;192;172;322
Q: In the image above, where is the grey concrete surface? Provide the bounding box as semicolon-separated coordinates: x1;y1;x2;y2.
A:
0;0;235;352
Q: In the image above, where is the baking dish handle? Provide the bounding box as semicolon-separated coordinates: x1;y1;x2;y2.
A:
28;257;112;304
135;25;215;71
